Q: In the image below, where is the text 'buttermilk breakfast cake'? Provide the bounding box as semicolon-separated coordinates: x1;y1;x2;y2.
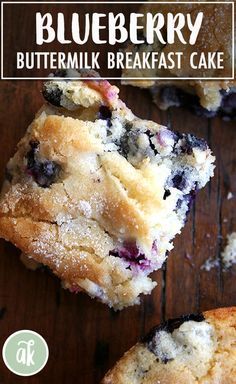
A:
122;1;236;119
102;307;236;383
0;70;214;309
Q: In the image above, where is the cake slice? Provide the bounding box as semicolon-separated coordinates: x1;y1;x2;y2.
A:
0;70;214;309
122;1;236;119
102;307;236;383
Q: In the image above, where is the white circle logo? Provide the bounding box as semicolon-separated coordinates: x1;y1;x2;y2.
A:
2;330;49;376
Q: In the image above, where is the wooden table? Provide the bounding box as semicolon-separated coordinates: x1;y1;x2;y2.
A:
0;2;236;383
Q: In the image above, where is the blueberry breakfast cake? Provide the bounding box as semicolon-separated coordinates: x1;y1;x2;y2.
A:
102;307;236;383
123;1;236;119
0;70;214;309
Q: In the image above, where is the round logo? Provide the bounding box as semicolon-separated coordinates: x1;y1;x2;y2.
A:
2;330;49;376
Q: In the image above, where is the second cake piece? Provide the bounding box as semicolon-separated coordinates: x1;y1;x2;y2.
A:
0;71;215;309
102;307;236;383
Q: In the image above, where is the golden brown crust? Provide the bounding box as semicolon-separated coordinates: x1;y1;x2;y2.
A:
102;307;236;383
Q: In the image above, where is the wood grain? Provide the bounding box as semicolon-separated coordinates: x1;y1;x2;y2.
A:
0;2;236;383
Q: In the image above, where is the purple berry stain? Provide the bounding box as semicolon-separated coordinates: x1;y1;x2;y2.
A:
109;241;151;270
26;140;61;188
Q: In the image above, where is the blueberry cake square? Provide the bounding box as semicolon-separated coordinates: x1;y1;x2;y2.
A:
0;70;214;309
102;307;236;383
123;1;236;119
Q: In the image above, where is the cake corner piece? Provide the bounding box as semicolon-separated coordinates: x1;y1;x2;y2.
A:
0;70;215;309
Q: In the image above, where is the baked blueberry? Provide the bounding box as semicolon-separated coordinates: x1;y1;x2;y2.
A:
42;86;63;107
26;141;61;188
172;173;187;191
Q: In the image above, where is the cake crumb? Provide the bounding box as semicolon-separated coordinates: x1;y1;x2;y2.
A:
201;258;220;271
221;232;236;268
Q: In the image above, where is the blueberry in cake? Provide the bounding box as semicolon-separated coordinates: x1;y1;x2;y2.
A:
102;307;236;383
0;70;214;309
122;1;236;119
